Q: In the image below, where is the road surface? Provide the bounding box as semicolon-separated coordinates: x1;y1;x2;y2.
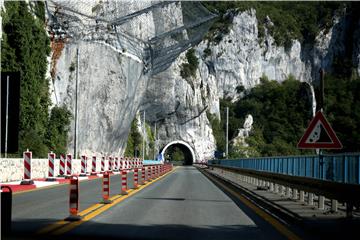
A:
10;166;287;240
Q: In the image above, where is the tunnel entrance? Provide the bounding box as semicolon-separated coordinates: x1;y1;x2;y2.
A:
161;141;195;166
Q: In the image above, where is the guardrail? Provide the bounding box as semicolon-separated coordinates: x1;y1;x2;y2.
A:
208;153;360;217
209;153;360;185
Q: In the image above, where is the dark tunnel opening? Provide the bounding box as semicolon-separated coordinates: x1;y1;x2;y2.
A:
163;144;193;165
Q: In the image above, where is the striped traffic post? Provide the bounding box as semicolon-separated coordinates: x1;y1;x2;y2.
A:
101;156;105;173
59;154;66;177
91;156;97;175
108;156;113;173
65;176;81;221
121;170;128;195
134;168;139;188
120;157;124;170
141;167;146;184
102;172;112;204
80;155;87;176
21;149;34;185
147;166;152;181
66;154;72;178
46;152;56;181
114;157;119;172
125;157;129;170
130;158;133;169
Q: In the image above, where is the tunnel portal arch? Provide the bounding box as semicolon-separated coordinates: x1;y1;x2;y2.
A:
161;140;196;165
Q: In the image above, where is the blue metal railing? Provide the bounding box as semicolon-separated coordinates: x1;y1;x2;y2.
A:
208;153;360;185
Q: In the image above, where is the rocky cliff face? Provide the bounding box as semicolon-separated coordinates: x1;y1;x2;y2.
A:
49;2;360;160
144;8;360;160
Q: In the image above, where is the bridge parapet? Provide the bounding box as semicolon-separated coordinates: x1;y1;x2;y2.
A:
208;153;360;217
209;153;360;185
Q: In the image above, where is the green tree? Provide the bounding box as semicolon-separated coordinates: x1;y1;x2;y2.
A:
1;1;72;157
46;106;72;155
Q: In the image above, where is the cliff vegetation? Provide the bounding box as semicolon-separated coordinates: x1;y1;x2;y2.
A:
1;1;71;157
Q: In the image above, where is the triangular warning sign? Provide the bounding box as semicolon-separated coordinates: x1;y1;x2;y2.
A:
297;111;342;149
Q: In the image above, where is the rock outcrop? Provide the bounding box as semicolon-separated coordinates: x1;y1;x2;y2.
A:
47;3;360;161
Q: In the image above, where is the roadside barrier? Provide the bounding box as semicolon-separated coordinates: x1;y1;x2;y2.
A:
1;186;12;237
66;154;72;177
121;170;128;195
114;157;119;172
21;149;34;185
120;158;124;170
46;152;56;181
23;149;31;179
80;155;87;176
134;168;139;188
101;156;105;173
142;167;146;184
147;166;152;181
59;154;66;177
91;156;97;175
108;156;113;172
130;158;134;169
126;157;130;170
66;176;81;221
102;172;112;204
152;166;155;179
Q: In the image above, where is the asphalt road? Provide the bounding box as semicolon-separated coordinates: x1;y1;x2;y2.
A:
61;166;286;240
11;173;122;235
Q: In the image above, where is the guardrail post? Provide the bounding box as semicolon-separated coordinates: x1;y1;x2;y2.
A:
286;187;291;198
274;184;279;194
331;199;338;212
280;186;285;196
299;190;305;202
346;203;353;218
318;195;325;210
292;189;298;200
270;182;274;191
308;193;314;206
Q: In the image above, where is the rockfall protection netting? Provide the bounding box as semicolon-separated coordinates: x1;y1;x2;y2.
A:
46;0;217;75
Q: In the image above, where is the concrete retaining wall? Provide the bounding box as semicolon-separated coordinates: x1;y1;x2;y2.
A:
0;158;110;182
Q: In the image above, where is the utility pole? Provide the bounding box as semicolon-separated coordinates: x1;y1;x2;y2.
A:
319;68;325;112
5;75;9;158
154;122;157;160
142;111;145;160
74;48;79;158
226;107;229;158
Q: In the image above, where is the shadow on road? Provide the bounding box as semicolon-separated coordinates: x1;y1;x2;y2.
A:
8;219;264;240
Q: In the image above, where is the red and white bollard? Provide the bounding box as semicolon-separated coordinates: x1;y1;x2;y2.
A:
108;156;113;173
147;166;152;181
46;152;56;181
125;157;129;170
21;149;34;185
152;166;156;179
141;167;146;184
80;155;87;176
134;168;139;188
120;158;124;171
65;176;81;221
114;157;119;172
59;154;66;177
91;156;97;175
66;154;72;178
102;172;112;204
101;156;105;173
121;170;128;195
